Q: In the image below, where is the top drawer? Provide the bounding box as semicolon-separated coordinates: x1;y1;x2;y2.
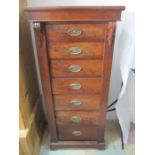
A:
46;23;105;42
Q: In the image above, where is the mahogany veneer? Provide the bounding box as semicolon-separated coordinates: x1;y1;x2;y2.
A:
25;6;125;149
53;94;101;111
50;60;102;77
48;42;104;59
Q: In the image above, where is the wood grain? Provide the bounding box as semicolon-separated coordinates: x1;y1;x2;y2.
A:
97;22;116;142
25;6;125;11
58;126;98;140
56;111;99;126
19;110;25;129
33;23;58;142
20;0;41;133
50;59;102;77
52;78;102;94
46;23;105;42
48;42;104;59
51;141;105;149
25;6;125;22
25;6;125;149
53;94;101;111
19;98;45;155
19;38;37;129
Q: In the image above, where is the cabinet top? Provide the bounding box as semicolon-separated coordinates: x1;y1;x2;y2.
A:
25;6;125;22
25;6;125;11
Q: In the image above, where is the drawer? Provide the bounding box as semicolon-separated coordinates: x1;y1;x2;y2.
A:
46;23;105;42
52;78;102;94
50;60;102;78
56;111;99;126
54;95;101;111
58;126;98;141
48;42;104;59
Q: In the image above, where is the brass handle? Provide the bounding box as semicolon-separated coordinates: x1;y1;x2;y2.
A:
70;99;82;106
67;27;82;37
67;47;82;55
69;83;81;90
70;115;82;122
68;65;81;72
72;131;82;136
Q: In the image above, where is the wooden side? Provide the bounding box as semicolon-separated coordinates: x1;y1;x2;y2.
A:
19;0;40;129
20;0;45;154
19;143;24;155
19;51;33;129
19;110;25;129
97;22;116;142
33;23;58;142
20;137;31;155
19;98;45;155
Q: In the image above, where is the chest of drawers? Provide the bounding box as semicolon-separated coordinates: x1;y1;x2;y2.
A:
25;6;125;149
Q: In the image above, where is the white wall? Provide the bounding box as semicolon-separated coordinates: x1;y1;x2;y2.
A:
27;0;135;120
107;10;135;119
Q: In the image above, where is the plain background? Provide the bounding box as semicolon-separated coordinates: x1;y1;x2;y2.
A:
0;0;155;155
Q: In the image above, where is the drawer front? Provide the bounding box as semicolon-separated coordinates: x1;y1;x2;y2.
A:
52;78;102;94
51;60;102;78
58;126;98;141
56;111;99;126
54;95;101;111
46;23;105;42
48;42;104;59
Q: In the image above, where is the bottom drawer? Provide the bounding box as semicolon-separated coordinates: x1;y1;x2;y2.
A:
58;126;98;141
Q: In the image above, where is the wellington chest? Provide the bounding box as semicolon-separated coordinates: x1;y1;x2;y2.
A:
25;6;125;149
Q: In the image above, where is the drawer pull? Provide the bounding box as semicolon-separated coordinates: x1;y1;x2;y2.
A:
70;99;82;106
72;131;82;136
67;47;82;55
67;27;82;37
68;65;81;72
70;115;82;122
69;83;81;90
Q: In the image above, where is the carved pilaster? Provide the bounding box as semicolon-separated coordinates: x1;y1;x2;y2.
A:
106;22;116;47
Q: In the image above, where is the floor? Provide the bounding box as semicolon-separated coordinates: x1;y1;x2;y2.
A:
39;121;135;155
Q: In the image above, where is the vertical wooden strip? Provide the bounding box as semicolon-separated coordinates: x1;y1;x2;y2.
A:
19;110;25;129
33;22;58;142
19;137;31;155
98;22;116;142
20;0;40;130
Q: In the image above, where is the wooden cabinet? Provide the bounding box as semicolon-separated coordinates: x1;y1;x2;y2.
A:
25;6;125;149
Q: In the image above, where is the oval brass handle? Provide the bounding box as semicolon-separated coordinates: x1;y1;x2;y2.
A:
67;47;82;55
68;65;81;72
67;27;82;37
70;115;82;122
69;83;81;90
72;131;82;136
70;99;82;106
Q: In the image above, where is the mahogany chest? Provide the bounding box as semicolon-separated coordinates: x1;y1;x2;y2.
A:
25;6;125;149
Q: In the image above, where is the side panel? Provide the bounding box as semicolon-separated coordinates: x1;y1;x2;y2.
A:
33;22;58;142
97;22;116;142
